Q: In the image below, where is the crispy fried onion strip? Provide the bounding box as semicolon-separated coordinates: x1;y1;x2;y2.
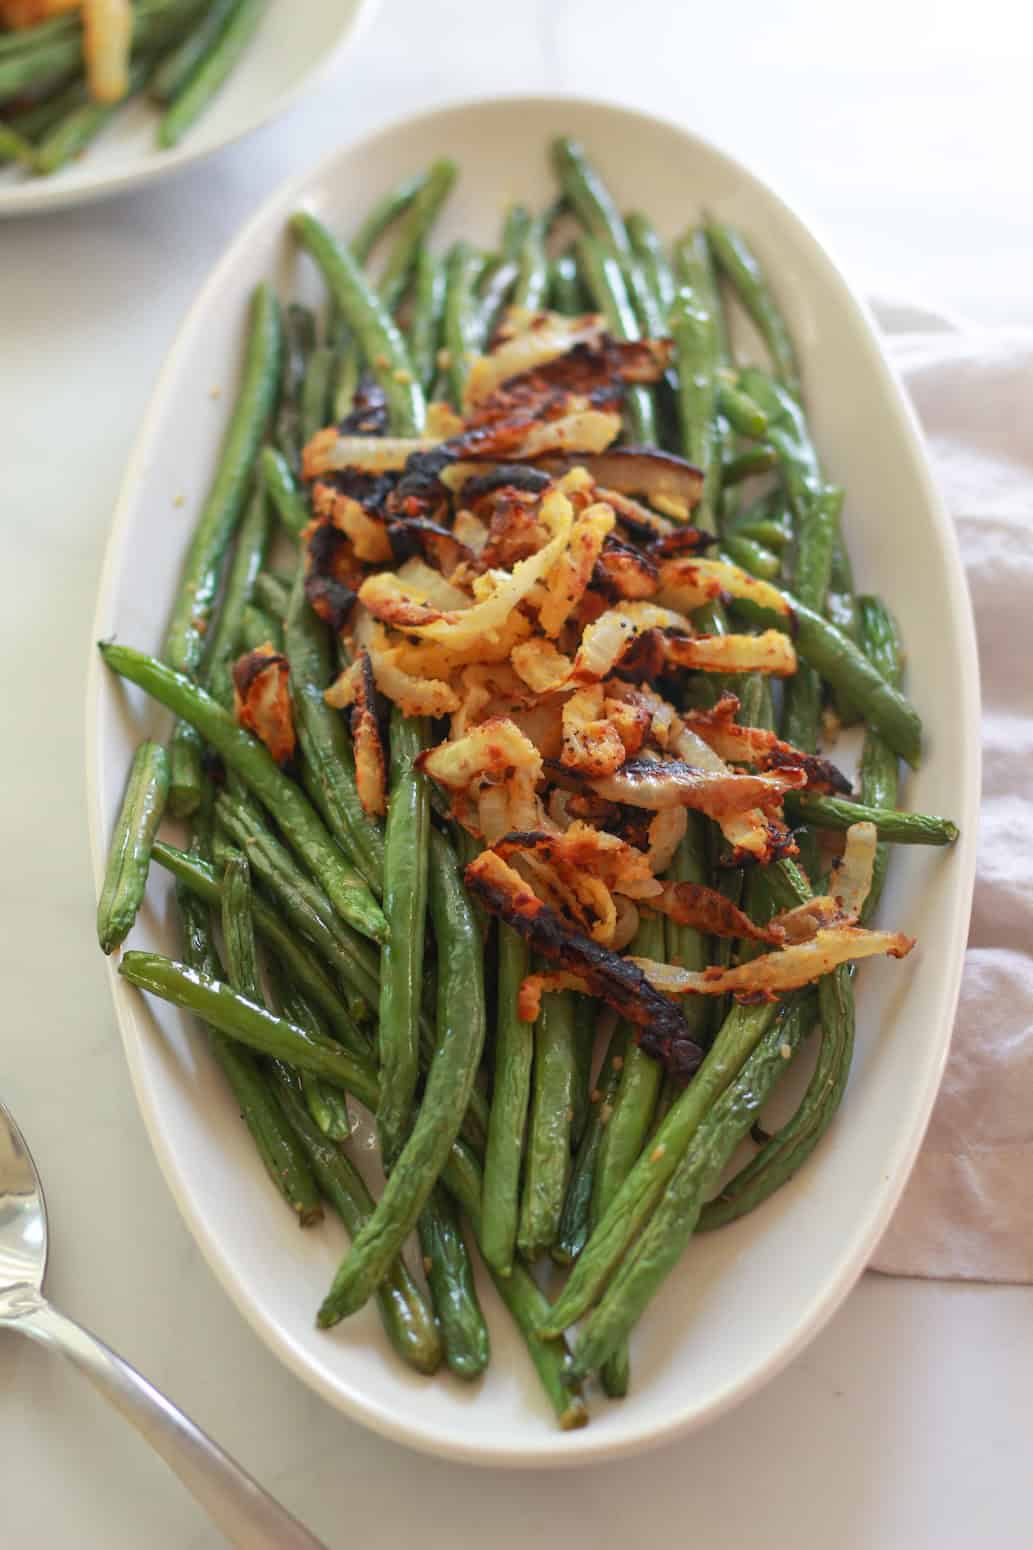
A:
511;637;573;693
560;684;627;777
648;882;786;944
584;758;804;814
494;823;661;901
656;557;792;617
539;500;615;636
771;822;878;943
574;602;691;681
464;851;704;1081
517;971;590;1021
347;652;386;817
511;409;622;460
232;644;296;765
463;311;606;412
302;433;440;480
631;924;913;1001
682;694;851;792
418;718;543;790
663;629;798;676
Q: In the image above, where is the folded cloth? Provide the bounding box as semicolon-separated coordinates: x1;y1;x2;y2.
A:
866;302;1033;1281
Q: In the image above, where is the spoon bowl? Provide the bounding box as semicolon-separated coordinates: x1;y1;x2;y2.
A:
0;1101;48;1300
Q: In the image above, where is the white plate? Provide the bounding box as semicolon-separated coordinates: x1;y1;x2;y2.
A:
0;0;378;218
86;94;980;1466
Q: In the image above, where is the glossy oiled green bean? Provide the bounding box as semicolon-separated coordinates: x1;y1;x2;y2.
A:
705;222;802;400
668;273;720;532
317;829;486;1325
569;992;596;1152
97;740;169;954
239;602;281;652
663;820;710;1045
151;0;237;101
539;995;778;1336
260;445;308;540
626;212;676;317
100;643;388;940
203;486;271;709
272;302;314;470
726;593;922;767
518;989;578;1261
179;865;323;1226
721;444;778;485
443;240;487;408
120;951;380;1110
548;253;582;315
377;708;431;1166
721;533;780;579
153;840;366;1054
552;1024;626;1268
417;1187;490;1380
164;284;281;815
0;122;37;169
158;0;266;150
475;257;520;344
858;596;903;921
291;212;425;435
35;56;147;175
350;170;429;265
481;923;532;1277
299;344;335;448
272;1066;442;1375
252;568;290;621
441;1140;587;1430
575;234;655;444
407;245;446;395
781;485;841;756
784;792;956;844
567;996;812;1379
375;158;458;313
716;377;769;439
551;136;630;255
512;223;549;312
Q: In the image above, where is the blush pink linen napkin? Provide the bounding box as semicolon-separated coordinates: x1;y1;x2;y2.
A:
867;304;1033;1281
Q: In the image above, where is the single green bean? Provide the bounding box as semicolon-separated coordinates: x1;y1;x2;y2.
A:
548;253;582;315
158;0;266;150
299;343;334;448
551;136;630;256
417;1187;490;1380
317;829;486;1324
626;212;676;317
407;245;445;395
481;923;532;1276
443;240;487;408
120;951;380;1109
569;991;596;1151
164;284;281;815
785;792;955;844
34;57;147;175
722;445;778;485
518;988;578;1260
251;568;290;621
151;0;237;101
291;212;425;435
96;740;169;954
375;158;458;313
512;224;549;313
259;446;307;540
721;533;780;579
239;603;281;652
575;234;655;443
858;596;903;920
377;708;431;1166
781;485;840;757
552;1023;627;1267
668;273;719;531
716;378;769;439
705;222;802;399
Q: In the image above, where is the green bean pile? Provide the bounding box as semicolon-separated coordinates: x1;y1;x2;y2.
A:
96;140;959;1426
0;0;268;178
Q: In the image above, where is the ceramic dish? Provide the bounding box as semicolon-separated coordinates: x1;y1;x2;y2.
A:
86;94;979;1466
0;0;378;218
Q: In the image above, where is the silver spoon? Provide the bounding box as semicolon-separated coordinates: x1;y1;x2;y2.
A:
0;1099;329;1549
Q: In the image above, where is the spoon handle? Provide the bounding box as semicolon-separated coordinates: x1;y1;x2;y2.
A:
8;1289;329;1549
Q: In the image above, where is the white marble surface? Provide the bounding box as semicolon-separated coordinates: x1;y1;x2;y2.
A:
3;2;1032;1544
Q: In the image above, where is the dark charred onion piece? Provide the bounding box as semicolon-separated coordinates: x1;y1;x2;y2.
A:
592;537;659;600
386;518;474;575
649;527;716;557
336;374;388;437
456;464;552;500
464;851;703;1083
652;881;785;944
767;746;852;795
304;520;358;633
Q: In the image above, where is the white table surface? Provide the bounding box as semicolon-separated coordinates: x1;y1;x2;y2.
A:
3;2;1032;1545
